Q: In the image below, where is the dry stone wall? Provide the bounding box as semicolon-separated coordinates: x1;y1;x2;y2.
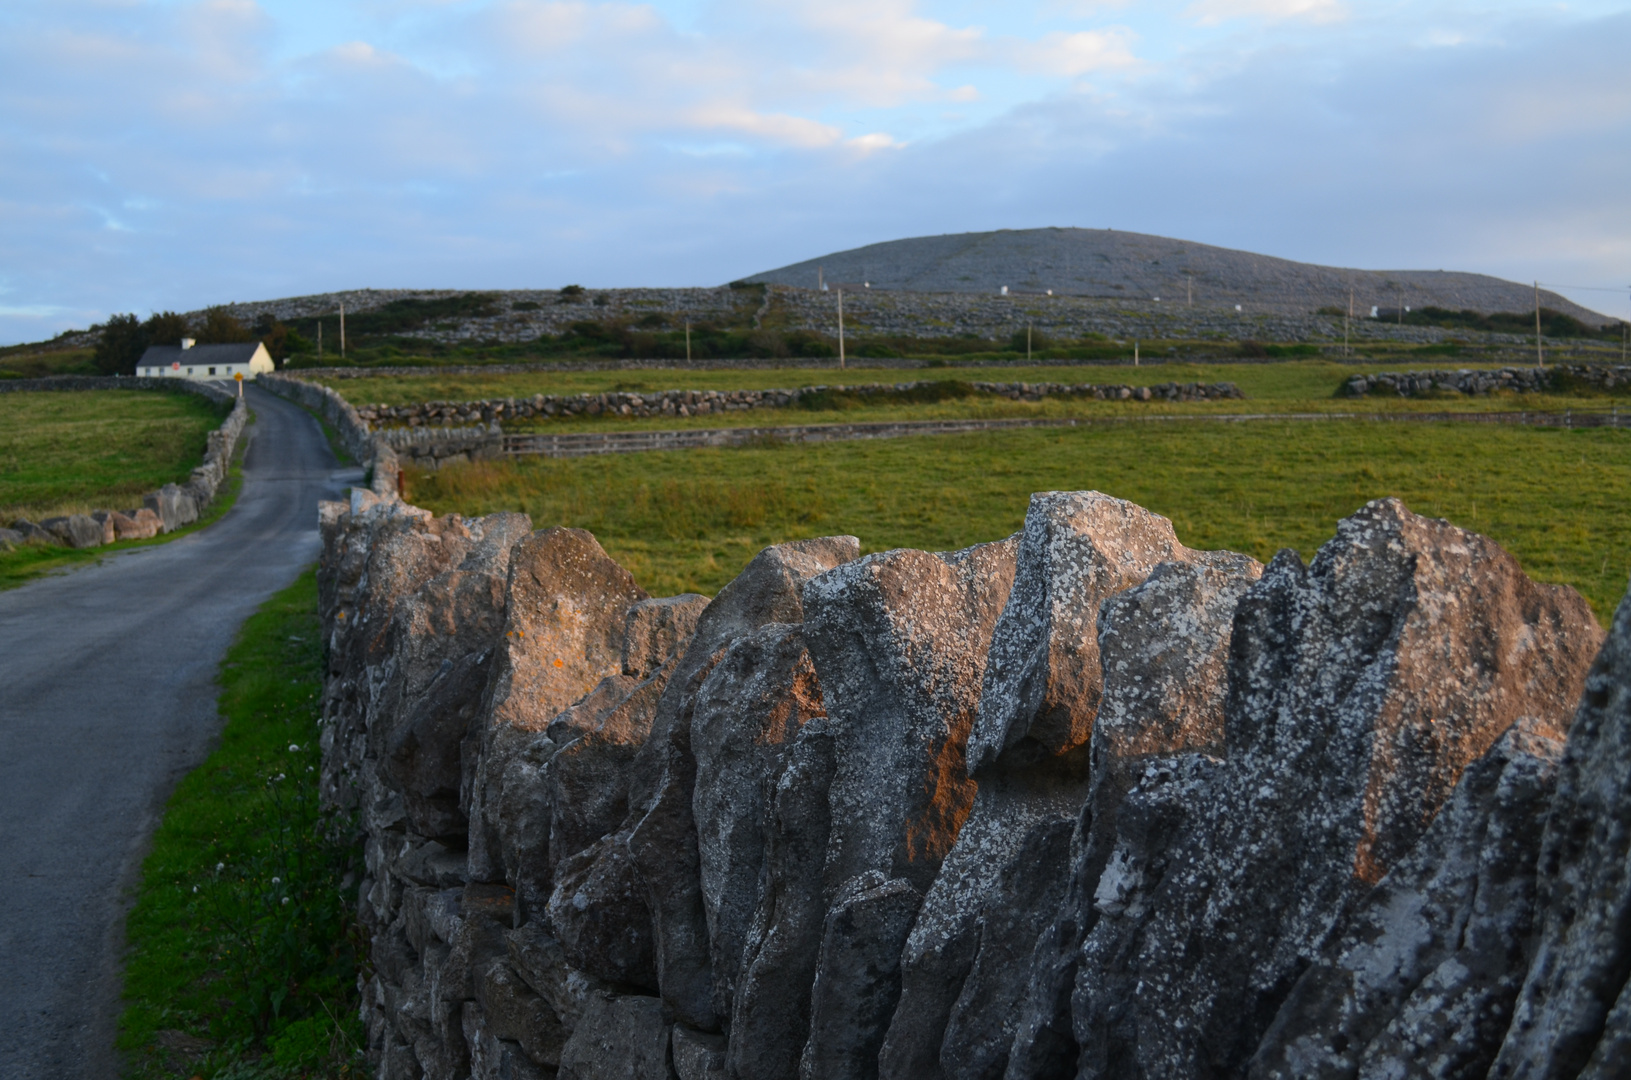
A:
1343;364;1631;397
2;377;247;550
352;380;1244;429
318;484;1630;1080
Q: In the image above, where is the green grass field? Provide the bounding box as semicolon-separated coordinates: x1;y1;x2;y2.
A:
0;389;227;520
119;568;364;1079
404;419;1631;625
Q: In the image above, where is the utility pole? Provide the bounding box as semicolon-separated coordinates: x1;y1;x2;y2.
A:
340;302;347;359
1134;340;1139;366
1187;275;1193;306
1027;324;1032;362
818;265;824;292
1346;286;1353;358
317;321;322;358
1397;284;1403;326
837;288;845;370
1534;281;1543;366
685;320;691;363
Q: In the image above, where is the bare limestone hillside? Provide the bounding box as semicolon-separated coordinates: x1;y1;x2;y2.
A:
743;227;1605;321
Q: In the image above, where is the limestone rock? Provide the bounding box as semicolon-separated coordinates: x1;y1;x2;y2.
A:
546;833;660;991
968;492;1202;773
378;514;530;841
1073;498;1603;1080
939;816;1075;1080
1250;719;1564;1080
0;527;22;549
624;537;858;1031
671;1025;727;1080
40;513;104;548
88;511;117;544
505;920;617;1030
882;521;1260;1080
557;993;674;1080
728;717;839;1080
475;957;568;1068
802;536;1019;894
464;1002;552;1080
469;526;649;882
799;872;923;1080
8;519;50;544
1003;552;1261;1079
110;508;162;540
144;482;197;532
547;671;670;880
1491;581;1631;1080
624;595;710;679
130;506;164;538
691;624;826;1018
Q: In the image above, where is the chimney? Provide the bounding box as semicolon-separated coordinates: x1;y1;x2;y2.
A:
180;338;196;350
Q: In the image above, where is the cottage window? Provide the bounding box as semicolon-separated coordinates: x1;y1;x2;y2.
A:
208;367;217;375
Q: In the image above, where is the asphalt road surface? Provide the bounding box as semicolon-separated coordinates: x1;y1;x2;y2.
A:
0;385;355;1078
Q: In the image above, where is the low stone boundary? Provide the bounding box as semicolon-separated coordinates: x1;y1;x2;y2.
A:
494;407;1628;460
0;373;237;405
355;379;1244;428
1343;363;1631;397
3;394;248;550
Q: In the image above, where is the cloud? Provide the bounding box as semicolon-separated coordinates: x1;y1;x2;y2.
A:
1184;0;1346;25
1020;28;1140;76
686;105;844;148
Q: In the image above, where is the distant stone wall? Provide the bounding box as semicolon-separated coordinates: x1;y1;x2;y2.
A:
1343;363;1631;397
353;379;1245;429
0;373;237;405
319;483;1630;1080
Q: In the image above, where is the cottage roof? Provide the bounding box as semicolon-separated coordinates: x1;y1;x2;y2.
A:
138;343;264;368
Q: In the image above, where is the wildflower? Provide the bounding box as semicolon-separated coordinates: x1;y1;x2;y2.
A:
289;743;300;752
192;886;198;893
271;877;281;885
281;897;291;905
216;862;224;872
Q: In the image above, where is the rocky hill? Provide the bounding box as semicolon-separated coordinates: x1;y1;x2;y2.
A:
743;227;1608;321
318;474;1631;1080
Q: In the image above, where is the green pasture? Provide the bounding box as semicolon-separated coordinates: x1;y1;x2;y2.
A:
0;389;227;520
404;419;1631;625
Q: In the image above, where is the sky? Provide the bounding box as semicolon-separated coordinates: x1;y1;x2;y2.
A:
1;0;1628;344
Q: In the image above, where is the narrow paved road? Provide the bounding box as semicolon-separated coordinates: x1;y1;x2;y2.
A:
0;386;355;1079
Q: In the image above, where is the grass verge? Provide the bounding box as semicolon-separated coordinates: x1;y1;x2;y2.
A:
405;419;1631;624
119;567;365;1079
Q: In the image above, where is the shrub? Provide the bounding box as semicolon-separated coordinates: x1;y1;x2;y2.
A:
199;307;254;344
143;311;191;347
93;313;145;375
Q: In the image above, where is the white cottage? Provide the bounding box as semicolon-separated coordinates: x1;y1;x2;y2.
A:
136;339;275;381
